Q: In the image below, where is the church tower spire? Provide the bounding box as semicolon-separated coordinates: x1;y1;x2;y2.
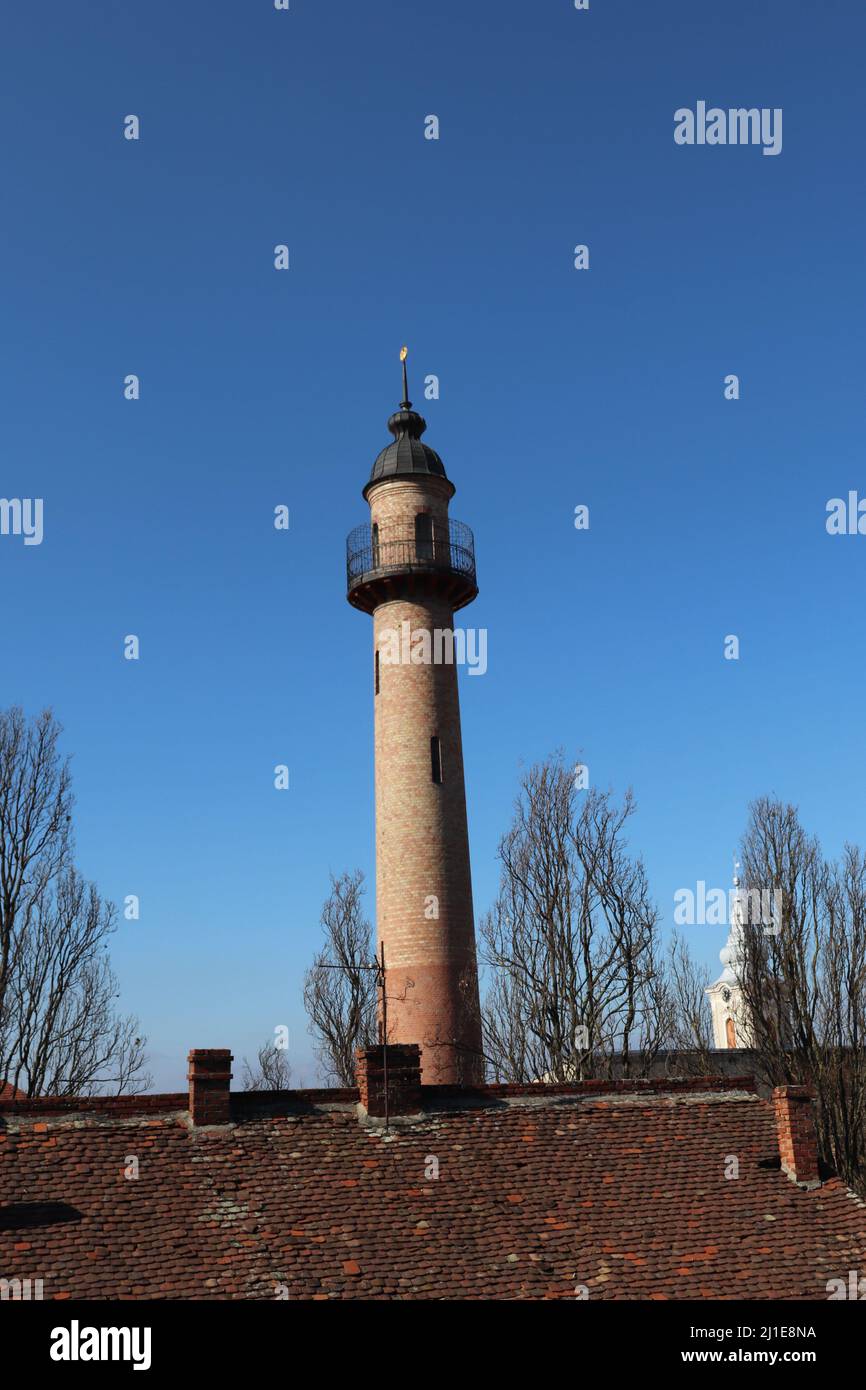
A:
346;349;484;1083
705;859;755;1048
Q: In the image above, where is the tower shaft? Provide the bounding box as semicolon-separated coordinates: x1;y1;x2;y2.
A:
373;592;482;1082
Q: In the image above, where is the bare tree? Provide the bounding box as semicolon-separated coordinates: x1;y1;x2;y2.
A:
0;707;150;1096
241;1040;293;1091
480;754;664;1083
660;932;714;1075
303;870;377;1085
738;796;866;1193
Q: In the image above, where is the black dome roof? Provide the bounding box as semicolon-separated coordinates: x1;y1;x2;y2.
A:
364;404;450;495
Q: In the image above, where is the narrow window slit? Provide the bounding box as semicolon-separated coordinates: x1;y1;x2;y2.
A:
431;735;443;784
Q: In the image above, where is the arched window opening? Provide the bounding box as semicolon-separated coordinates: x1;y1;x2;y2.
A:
415;512;434;562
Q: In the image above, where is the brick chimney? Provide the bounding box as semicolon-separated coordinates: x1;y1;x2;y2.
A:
188;1049;233;1127
773;1085;820;1188
356;1044;422;1119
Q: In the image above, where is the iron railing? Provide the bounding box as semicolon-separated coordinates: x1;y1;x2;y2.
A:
346;518;476;593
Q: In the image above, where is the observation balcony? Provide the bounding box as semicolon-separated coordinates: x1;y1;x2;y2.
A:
346;518;477;614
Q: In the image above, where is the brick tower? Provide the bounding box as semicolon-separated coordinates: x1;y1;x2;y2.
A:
346;349;484;1084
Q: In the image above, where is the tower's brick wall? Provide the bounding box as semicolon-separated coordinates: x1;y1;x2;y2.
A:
365;474;483;1084
368;475;452;544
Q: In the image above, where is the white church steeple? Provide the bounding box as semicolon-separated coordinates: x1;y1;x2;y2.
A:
705;860;754;1048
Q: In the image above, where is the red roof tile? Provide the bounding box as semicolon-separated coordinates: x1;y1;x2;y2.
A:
1;1080;865;1299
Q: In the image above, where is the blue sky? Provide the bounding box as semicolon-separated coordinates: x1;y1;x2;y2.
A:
3;1;865;1089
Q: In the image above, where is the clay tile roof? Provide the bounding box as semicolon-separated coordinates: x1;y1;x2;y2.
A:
1;1079;865;1300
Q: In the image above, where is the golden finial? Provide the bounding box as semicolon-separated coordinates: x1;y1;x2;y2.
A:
399;345;410;407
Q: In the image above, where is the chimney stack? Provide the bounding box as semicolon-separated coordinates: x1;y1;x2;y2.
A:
773;1085;820;1188
356;1044;422;1119
188;1049;233;1127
